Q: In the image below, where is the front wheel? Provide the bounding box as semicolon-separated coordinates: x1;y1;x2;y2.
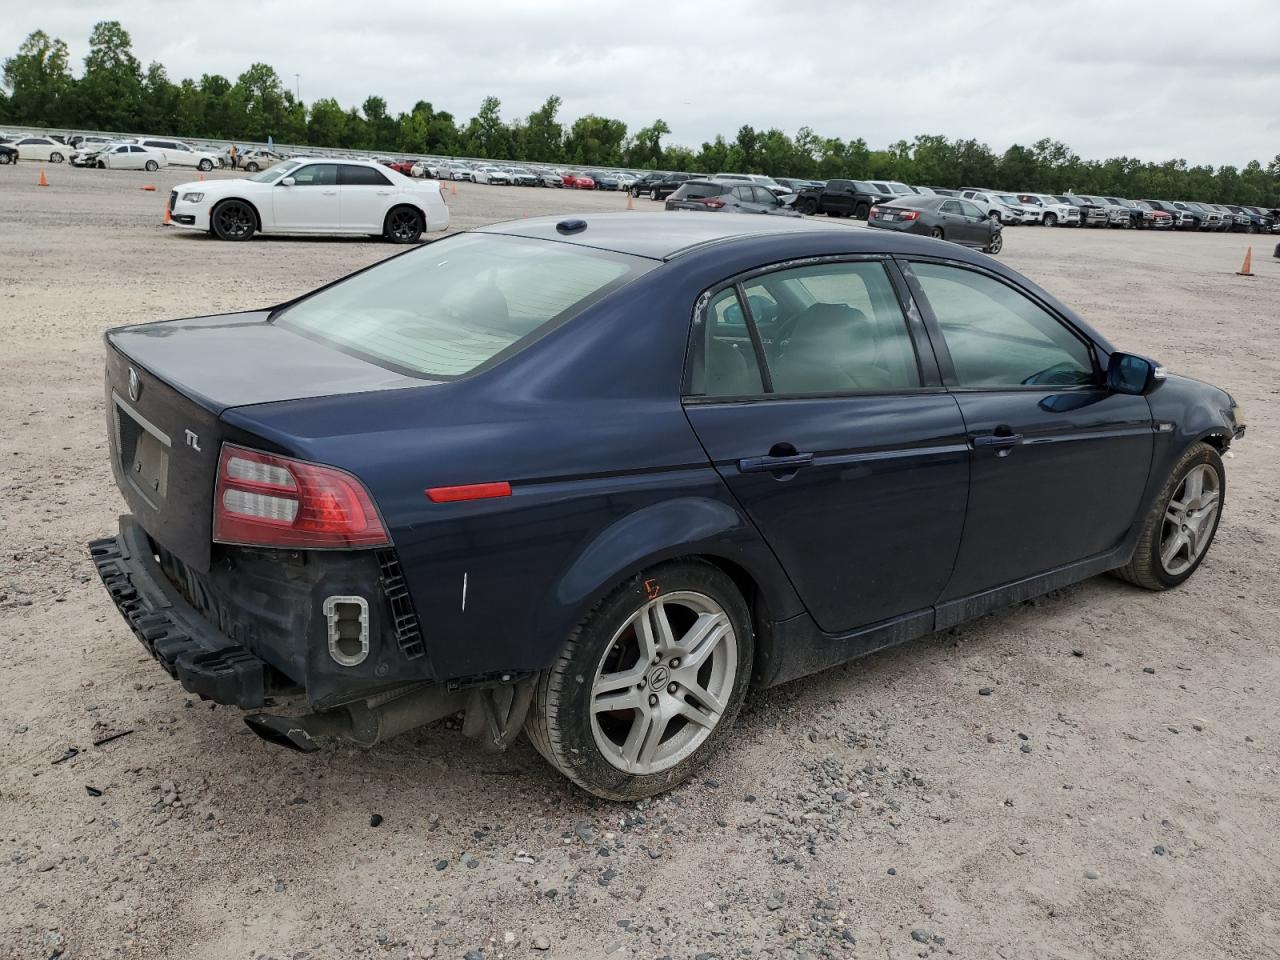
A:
211;200;256;241
144;160;158;172
384;206;424;243
1044;213;1057;227
198;159;213;172
0;153;10;165
49;152;64;163
930;226;945;239
525;560;754;801
984;232;1003;255
1114;443;1224;590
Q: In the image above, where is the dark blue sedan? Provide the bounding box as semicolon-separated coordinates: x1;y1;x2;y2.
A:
89;213;1245;799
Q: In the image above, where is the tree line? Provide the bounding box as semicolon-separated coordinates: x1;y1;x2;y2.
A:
4;21;1278;206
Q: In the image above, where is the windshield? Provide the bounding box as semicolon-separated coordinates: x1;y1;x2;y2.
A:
997;194;1020;204
274;233;651;378
248;160;299;183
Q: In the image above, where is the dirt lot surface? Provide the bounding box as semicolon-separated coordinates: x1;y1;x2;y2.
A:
1;166;1278;960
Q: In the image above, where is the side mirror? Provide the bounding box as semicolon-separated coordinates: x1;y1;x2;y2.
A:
1108;352;1164;395
280;177;296;186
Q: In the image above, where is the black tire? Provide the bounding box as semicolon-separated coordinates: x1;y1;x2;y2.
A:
210;199;257;241
384;206;424;244
854;203;870;220
198;159;213;172
245;161;260;172
0;153;10;165
1044;213;1057;227
1113;442;1224;590
930;226;945;240
144;160;158;172
97;160;105;169
985;232;1003;255
49;152;64;163
649;188;659;200
525;559;754;801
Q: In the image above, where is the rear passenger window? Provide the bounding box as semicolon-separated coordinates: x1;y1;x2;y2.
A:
754;263;920;393
703;288;765;397
911;263;1095;388
340;165;392;186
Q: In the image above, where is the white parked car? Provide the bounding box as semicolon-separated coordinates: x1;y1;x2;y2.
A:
1014;193;1082;227
138;138;220;172
961;190;1025;225
95;143;169;171
473;166;511;185
239;150;286;172
14;136;69;163
167;158;450;243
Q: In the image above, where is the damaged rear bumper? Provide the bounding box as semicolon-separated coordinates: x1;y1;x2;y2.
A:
89;518;271;708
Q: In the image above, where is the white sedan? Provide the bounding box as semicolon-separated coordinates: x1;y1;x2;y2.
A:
14;136;69;163
138;138;220;171
167;157;450;243
96;143;169;171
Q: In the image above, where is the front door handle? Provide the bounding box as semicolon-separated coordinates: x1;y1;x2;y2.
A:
739;452;814;473
973;432;1023;457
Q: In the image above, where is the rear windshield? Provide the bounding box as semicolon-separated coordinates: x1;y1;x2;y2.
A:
677;182;727;199
274;234;650;378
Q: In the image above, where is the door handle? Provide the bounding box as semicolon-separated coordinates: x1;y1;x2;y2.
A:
739;453;814;473
322;190;337;196
973;433;1023;449
376;190;392;195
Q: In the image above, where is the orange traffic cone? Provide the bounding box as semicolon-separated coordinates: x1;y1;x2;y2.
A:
450;182;457;196
38;168;49;187
1236;247;1254;277
163;202;171;225
626;193;634;210
199;173;205;181
141;184;156;192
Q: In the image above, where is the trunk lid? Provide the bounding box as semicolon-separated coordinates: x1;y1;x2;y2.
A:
105;311;425;571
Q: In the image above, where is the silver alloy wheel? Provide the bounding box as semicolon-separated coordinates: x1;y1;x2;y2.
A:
987;232;1003;254
1160;464;1220;575
589;590;737;775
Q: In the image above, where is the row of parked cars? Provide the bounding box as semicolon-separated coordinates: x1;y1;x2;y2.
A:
630;170;1279;236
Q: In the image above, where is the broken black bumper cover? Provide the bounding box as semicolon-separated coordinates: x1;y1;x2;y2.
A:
88;517;269;708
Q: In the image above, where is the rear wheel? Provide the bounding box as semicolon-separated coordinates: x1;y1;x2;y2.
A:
245;161;260;172
198;159;213;172
1114;443;1224;590
985;232;1003;255
930;226;945;239
0;153;10;165
384;206;424;243
211;199;256;241
525;560;753;800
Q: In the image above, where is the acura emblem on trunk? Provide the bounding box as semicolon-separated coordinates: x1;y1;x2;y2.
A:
127;367;141;403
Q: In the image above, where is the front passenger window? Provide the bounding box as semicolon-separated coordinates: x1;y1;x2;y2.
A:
291;164;338;186
912;263;1095;388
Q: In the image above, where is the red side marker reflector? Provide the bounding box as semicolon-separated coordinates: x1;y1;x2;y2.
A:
426;481;512;503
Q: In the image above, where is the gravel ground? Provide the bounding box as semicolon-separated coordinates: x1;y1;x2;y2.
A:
1;165;1278;960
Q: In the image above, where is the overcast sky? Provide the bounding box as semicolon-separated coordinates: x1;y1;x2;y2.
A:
6;0;1279;167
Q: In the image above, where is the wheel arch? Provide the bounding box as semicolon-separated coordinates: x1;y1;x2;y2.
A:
546;496;803;662
383;201;427;231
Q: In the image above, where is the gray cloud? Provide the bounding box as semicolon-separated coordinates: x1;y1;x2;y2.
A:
5;0;1278;166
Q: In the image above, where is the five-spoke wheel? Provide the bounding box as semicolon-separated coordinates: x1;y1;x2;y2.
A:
526;560;753;800
211;200;256;241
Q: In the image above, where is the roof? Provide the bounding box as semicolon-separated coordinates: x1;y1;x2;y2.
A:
475;212;856;261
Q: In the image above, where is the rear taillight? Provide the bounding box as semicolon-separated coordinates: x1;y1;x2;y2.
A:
869;206;880;217
213;444;389;549
900;210;920;221
698;198;725;209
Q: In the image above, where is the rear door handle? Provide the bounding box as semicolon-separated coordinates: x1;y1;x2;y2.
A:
739;453;814;473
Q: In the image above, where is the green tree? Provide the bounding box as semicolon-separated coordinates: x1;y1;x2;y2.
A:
2;30;74;125
625;118;670;168
564;114;627;166
307;97;346;146
362;95;396;150
232;62;288;141
75;20;144;130
525;95;564;163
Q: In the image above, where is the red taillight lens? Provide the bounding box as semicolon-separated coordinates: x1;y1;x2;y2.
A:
900;210;920;221
869;206;880;217
213;444;389;549
698;198;725;209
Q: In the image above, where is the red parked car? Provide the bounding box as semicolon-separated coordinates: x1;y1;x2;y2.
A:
382;159;416;176
563;172;596;190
